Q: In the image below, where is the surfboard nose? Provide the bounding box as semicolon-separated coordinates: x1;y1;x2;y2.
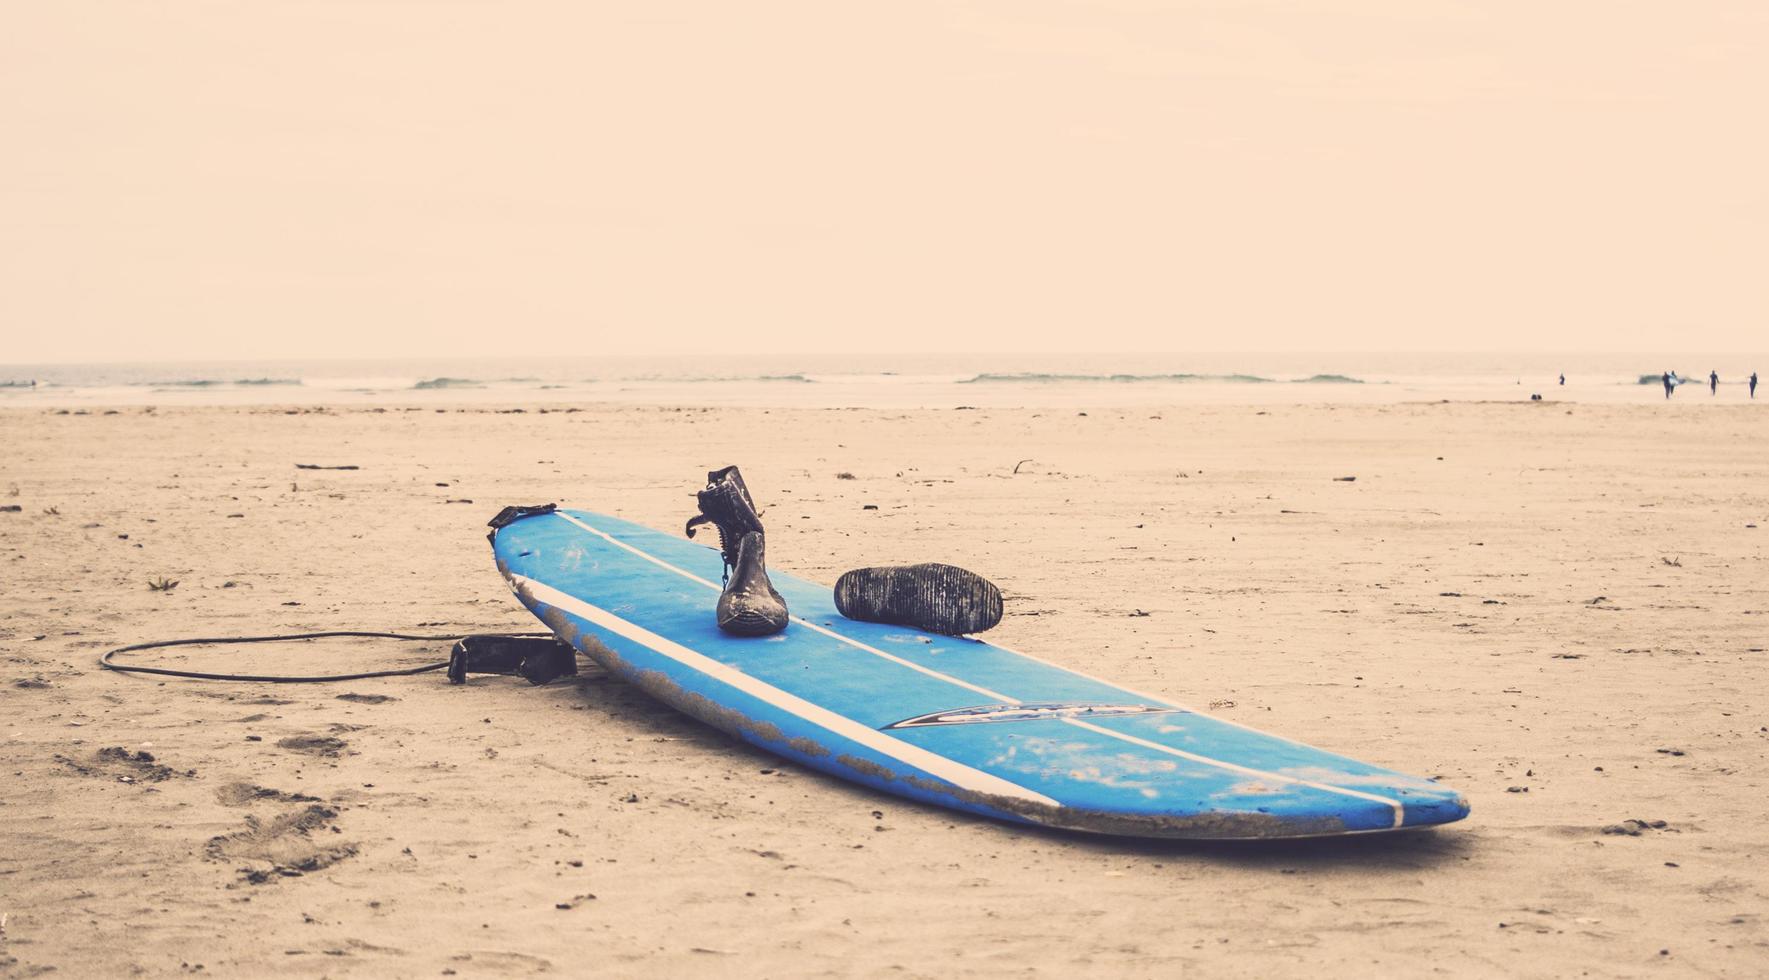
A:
1395;786;1472;828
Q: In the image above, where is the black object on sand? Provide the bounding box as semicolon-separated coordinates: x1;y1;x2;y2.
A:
447;635;578;685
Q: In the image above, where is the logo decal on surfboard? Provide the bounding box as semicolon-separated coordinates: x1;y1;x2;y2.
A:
885;702;1182;729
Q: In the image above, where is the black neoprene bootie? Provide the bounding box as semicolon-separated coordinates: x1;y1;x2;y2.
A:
833;563;1002;636
717;531;789;636
686;466;788;636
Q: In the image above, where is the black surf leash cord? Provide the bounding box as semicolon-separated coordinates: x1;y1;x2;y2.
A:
99;631;555;684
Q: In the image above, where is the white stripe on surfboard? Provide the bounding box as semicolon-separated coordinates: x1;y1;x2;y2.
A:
988;639;1343;754
544;512;1406;826
556;512;725;591
999;641;1407;827
555;511;1017;703
511;574;1060;808
1061;719;1404;826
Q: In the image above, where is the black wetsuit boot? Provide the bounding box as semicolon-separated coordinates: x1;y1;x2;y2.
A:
718;531;789;636
834;563;1003;636
686;466;788;636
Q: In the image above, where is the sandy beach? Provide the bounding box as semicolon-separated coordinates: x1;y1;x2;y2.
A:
8;1;1767;974
2;400;1766;978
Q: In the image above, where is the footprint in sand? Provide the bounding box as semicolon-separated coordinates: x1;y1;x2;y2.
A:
205;804;357;883
56;746;192;783
215;781;321;806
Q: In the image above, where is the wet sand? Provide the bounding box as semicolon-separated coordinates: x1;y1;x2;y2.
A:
2;401;1766;977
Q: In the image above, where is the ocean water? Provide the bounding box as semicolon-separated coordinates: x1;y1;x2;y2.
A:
0;353;1761;409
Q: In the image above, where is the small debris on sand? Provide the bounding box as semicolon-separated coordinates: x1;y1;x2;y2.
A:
277;734;349;757
58;746;187;782
1601;819;1670;836
335;693;398;704
294;463;360;470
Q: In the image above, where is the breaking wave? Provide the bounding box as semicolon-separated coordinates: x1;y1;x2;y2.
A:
961;372;1368;384
412;377;484;390
133;377;303;388
960;372;1276;384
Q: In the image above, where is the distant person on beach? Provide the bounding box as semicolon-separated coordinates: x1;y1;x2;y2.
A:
1559;373;1565;386
1663;372;1674;399
1710;370;1719;395
1752;372;1759;398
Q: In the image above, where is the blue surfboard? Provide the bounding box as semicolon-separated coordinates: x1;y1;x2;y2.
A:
490;508;1470;839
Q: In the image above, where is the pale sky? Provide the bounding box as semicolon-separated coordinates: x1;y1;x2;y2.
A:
3;2;1765;363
